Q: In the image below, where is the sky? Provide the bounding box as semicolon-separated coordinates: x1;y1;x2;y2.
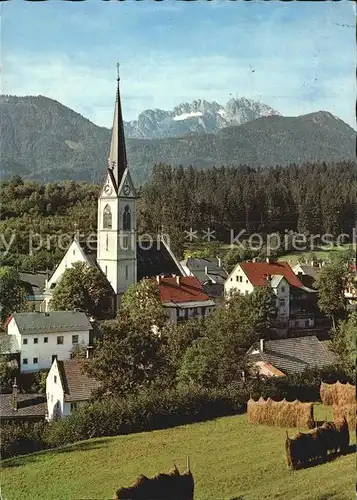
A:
1;0;355;128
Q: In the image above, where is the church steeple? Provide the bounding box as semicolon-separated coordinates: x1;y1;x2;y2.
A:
108;63;127;189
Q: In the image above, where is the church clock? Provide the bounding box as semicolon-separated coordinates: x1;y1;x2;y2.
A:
104;184;112;195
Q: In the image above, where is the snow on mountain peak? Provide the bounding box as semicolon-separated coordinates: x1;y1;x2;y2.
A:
124;94;281;139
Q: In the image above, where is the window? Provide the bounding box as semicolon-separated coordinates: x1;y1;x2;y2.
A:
23;338;28;345
106;234;109;251
70;402;77;412
279;299;285;307
72;335;79;345
103;204;112;229
125;265;128;280
33;357;38;364
54;375;57;384
246;279;248;284
34;338;38;344
123;205;131;231
230;277;233;282
57;336;64;345
44;337;48;343
73;249;76;256
281;286;285;293
23;358;28;365
240;276;243;283
236;276;239;282
122;235;129;250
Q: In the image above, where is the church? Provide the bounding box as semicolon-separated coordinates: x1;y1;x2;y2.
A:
41;69;214;318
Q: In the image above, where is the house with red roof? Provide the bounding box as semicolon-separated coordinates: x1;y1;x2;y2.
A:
224;259;316;328
152;276;216;323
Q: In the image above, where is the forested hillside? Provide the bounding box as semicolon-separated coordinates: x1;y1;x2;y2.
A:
1;96;355;185
1;161;356;272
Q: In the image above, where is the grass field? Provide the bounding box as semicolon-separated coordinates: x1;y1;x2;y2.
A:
1;404;355;500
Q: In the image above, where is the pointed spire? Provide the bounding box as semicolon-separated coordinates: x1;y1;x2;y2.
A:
108;63;127;189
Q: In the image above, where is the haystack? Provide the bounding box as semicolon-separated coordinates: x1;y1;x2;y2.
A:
332;403;356;432
320;381;355;406
114;459;194;500
248;397;314;428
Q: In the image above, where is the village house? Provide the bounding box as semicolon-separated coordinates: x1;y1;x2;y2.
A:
179;256;228;298
0;380;47;423
41;70;186;314
153;276;216;323
246;336;337;377
46;358;100;420
3;311;92;373
19;271;47;312
224;259;317;328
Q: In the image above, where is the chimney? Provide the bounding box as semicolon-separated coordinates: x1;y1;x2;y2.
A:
12;378;18;411
252;258;257;263
217;257;222;268
204;266;208;275
176;275;181;286
156;275;161;285
260;338;264;352
266;257;271;264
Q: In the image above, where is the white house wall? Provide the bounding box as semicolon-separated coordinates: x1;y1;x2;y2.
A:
46;361;65;420
224;265;254;296
13;328;90;372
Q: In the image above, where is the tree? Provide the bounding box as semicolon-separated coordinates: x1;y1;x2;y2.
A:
0;267;27;323
50;262;113;319
121;279;167;329
178;292;257;387
331;312;357;374
248;285;277;332
82;312;164;395
315;262;348;328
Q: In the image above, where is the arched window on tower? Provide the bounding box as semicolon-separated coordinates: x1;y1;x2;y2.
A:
123;205;131;231
103;205;112;229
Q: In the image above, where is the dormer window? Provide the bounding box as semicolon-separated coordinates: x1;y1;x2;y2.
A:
103;205;112;229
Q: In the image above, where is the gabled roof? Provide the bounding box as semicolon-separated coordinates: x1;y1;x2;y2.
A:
293;264;319;281
0;394;46;419
137;237;185;281
153;276;213;305
180;257;227;285
239;261;305;289
57;359;100;402
11;311;93;335
247;336;338;375
19;272;47;297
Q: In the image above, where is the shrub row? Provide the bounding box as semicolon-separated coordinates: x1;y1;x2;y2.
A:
0;421;48;460
45;384;247;448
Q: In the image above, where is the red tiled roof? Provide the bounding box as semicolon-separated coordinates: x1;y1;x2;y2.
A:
240;261;304;288
152;276;211;304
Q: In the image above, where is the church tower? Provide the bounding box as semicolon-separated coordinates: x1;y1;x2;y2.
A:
97;65;137;302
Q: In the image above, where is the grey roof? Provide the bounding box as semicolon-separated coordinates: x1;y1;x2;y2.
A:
0;393;46;419
180;257;228;285
12;311;93;335
0;334;20;354
57;359;100;402
295;265;319;281
19;272;47;297
78;237;184;283
248;336;338;375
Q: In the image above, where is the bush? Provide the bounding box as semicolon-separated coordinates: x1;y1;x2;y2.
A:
245;366;354;403
0;421;48;459
45;384;247;448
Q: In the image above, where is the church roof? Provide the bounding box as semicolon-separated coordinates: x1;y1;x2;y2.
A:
77;237;185;282
107;64;127;190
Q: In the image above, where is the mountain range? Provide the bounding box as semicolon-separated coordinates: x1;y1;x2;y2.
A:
0;95;355;185
124;97;280;139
